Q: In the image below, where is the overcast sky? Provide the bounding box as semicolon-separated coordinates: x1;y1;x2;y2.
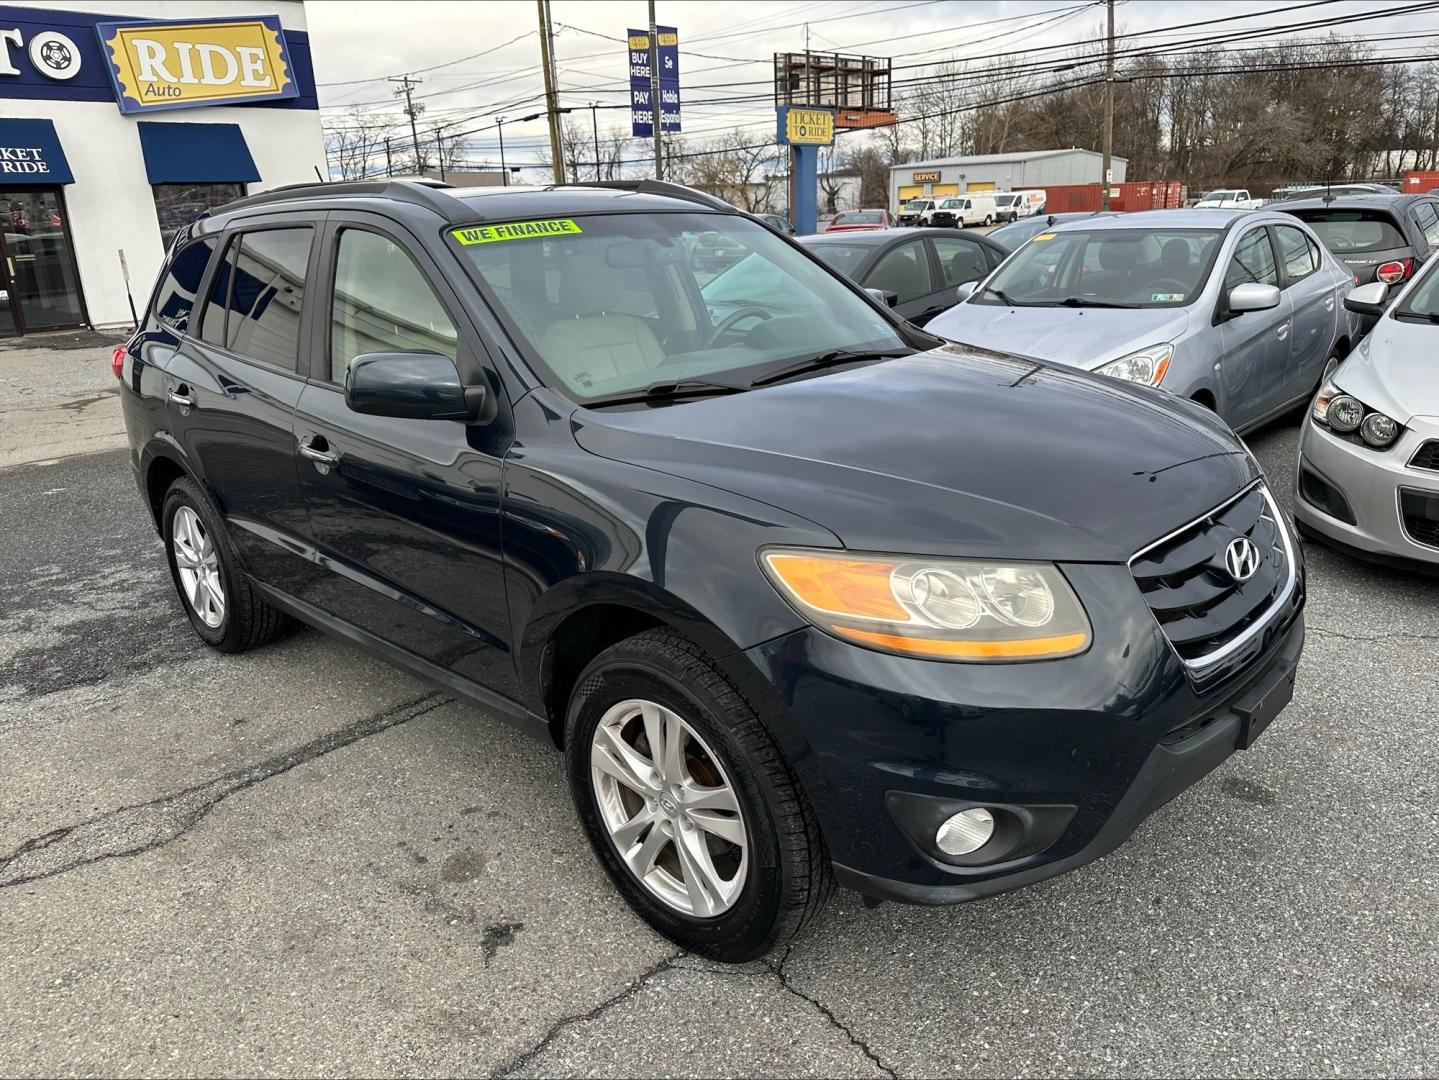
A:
304;0;1439;172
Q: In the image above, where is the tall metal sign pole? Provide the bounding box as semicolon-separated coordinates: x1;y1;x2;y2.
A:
537;0;565;183
648;1;662;179
1101;0;1115;210
776;106;834;235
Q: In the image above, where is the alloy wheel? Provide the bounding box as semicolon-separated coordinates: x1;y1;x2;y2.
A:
172;505;225;628
590;698;748;917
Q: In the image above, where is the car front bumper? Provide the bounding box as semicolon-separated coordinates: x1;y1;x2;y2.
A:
740;561;1306;904
1294;413;1439;570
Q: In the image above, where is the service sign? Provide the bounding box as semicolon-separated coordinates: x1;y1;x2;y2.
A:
97;15;298;114
912;170;941;182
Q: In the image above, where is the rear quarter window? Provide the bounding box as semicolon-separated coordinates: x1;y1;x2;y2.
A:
1290;209;1408;254
152;237;217;332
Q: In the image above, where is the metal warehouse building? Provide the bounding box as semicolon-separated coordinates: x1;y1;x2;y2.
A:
889;149;1128;208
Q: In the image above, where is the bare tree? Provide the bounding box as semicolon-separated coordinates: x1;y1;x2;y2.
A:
684;129;775;211
323;107;381;180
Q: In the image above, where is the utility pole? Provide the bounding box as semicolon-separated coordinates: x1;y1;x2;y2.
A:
384;137;392;176
536;0;566;183
496;117;508;186
434;127;446;182
389;75;425;175
648;0;663;179
1100;0;1115;211
590;102;601;181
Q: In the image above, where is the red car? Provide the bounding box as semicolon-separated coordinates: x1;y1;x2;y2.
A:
824;209;889;232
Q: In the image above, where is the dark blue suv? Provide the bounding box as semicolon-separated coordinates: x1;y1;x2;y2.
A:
116;179;1305;961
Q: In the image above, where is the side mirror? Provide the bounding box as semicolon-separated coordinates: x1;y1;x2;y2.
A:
1228;282;1281;314
345;352;485;421
955;281;979;302
1343;281;1389;317
865;287;899;308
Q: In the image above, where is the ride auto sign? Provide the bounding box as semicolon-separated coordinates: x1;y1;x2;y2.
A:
97;16;298;113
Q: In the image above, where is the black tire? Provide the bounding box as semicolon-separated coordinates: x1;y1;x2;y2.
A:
983;215;993;227
565;628;833;962
161;476;290;653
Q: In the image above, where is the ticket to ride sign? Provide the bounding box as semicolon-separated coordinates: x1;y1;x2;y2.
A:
97;15;298;113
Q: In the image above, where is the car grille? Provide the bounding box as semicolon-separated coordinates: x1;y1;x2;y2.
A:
1129;484;1295;675
1409;440;1439;472
1400;489;1439;549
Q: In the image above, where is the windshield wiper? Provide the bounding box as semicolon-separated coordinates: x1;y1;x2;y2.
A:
981;287;1017;307
1057;296;1140;309
1393;309;1439;323
749;348;914;387
584;378;747;407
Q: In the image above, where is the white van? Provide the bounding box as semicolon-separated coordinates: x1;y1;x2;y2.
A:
938;193;998;227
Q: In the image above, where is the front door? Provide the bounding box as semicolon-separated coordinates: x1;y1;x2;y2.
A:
1217;225;1292;428
292;217;519;700
1272;223;1338;402
0;188;87;335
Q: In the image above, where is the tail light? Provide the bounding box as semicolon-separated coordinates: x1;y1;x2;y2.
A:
111;345;126;379
1375;259;1411;285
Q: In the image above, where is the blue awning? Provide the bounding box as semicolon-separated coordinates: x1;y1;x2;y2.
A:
0;118;74;185
137;122;261;185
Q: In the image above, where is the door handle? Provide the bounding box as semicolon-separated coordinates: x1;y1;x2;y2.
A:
167;387;195;408
1276;323;1290;340
298;434;339;467
1324;296;1335;310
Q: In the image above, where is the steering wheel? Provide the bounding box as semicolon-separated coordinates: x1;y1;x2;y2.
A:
704;306;771;347
1144;278;1190;298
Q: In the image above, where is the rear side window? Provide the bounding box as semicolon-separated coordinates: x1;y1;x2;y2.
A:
1274;225;1319;284
152;237;217;332
1411;201;1439;248
225;230;312;370
1226;227;1279;290
329;229;457;383
1290;209;1407;254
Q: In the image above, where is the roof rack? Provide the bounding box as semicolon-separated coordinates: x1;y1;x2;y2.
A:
214;179;463;219
566;179;737;213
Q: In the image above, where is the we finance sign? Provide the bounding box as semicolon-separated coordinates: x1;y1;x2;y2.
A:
98;15;298;113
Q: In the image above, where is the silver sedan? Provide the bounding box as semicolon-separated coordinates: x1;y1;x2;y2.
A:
927;209;1359;433
1294;264;1439;570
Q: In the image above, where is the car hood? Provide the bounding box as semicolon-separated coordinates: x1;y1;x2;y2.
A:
925;302;1191;370
1333;317;1439;423
572;346;1255;562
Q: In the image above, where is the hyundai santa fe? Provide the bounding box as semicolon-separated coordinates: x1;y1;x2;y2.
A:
117;179;1306;962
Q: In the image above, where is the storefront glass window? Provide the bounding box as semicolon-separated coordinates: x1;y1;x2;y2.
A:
152;184;246;248
3;190;85;330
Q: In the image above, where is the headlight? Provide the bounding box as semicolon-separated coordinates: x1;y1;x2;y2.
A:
1096;343;1173;386
761;549;1091;661
1312;380;1403;449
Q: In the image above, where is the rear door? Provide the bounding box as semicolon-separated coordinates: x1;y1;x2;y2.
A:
290;213;519;698
162;216;320;594
1272;222;1338;401
1217;224;1292;427
927;234;993;315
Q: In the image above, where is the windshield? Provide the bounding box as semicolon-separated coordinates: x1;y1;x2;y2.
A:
903;201;928;211
1288;209;1407;254
451;212;904;402
971;228;1222;307
804;243;870;276
995;196;1018;207
1396;262;1439;319
1201;191;1240;202
832;211;883;226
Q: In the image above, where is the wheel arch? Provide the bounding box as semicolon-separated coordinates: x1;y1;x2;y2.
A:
140;438;196;534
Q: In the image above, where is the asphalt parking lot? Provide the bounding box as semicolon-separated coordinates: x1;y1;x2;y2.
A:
2;337;1437;1078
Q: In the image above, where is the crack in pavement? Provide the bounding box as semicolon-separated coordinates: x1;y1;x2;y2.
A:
494;953;684;1078
1308;625;1439;643
495;943;900;1079
769;945;900;1079
0;690;446;890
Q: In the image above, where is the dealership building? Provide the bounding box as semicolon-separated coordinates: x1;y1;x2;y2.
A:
889;148;1128;208
0;1;324;335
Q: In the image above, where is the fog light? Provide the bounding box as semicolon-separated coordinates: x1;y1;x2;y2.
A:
935;808;995;855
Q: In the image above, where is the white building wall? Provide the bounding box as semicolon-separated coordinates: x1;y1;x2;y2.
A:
2;1;324;328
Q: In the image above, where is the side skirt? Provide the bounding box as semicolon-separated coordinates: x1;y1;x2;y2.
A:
251;581;552;741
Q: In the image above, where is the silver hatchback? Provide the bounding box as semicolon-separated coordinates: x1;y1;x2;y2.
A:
1294;265;1439;570
927;210;1359;433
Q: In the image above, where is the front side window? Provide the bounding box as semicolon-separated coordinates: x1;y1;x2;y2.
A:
974;228;1222;307
930;236;990;286
330;230;458;383
152;183;246;249
450;212;904;402
1225;228;1279;291
1274;224;1318;284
